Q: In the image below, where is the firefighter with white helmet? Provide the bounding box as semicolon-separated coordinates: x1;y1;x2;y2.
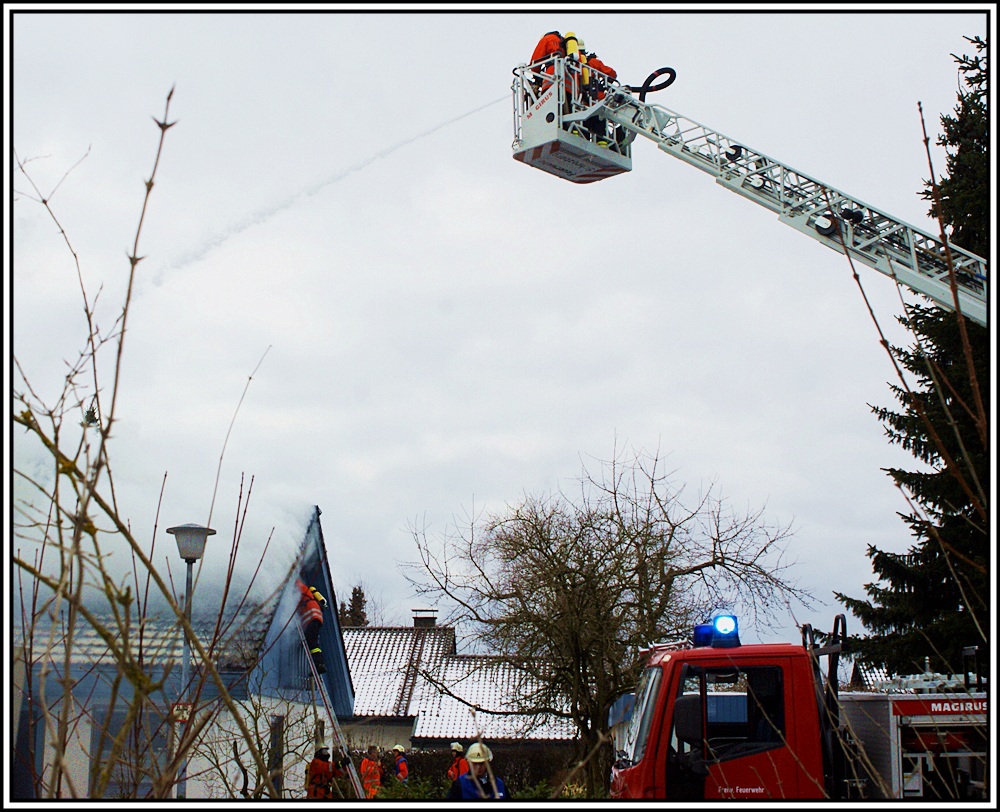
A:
445;741;509;799
391;744;409;784
447;741;469;782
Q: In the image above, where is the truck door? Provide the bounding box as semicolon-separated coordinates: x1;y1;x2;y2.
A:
670;660;822;799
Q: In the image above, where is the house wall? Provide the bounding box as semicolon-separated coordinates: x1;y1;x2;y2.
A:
39;696;92;797
14;506;353;801
20;668;327;800
186;695;328;800
15;686;98;798
340;717;415;753
18;685;175;799
13;646;27;751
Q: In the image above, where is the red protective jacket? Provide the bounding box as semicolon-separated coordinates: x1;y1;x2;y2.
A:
360;756;382;798
586;55;617;99
446;755;469;782
297;580;323;625
394;754;409;783
531;31;566;94
306;758;335;799
530;31;563;64
586;55;617;81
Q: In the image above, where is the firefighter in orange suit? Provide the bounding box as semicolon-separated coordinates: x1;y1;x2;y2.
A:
582;46;618;145
446;742;470;782
360;745;382;799
306;747;347;798
530;30;565;95
297;579;328;675
530;30;564;66
586;51;617;99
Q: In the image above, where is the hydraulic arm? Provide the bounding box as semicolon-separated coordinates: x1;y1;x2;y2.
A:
511;56;988;326
598;88;988;326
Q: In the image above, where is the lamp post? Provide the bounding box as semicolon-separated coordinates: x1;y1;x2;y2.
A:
167;523;215;801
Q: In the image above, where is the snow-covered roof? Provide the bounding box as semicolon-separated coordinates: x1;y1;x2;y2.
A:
413;652;575;741
848;658;891;690
17;605;275;671
343;625;455;716
342;622;576;742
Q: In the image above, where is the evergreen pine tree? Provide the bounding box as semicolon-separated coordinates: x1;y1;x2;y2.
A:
925;35;988;259
835;36;989;678
341;585;369;627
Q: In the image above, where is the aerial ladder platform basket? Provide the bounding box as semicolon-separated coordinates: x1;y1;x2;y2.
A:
512;55;632;184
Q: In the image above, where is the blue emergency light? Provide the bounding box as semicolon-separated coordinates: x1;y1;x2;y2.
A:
693;613;741;648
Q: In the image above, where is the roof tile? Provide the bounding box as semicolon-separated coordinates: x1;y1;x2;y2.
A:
343;626;575;741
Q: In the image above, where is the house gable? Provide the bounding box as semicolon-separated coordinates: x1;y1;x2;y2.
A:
254;506;354;718
13;505;355;799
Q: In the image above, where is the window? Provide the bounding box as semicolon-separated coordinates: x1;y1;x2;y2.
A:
89;705;169;799
672;665;785;763
280;632;312;689
618;666;663;766
268;714;285;795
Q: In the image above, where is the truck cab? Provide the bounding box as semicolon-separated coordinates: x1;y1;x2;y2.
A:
611;615;839;800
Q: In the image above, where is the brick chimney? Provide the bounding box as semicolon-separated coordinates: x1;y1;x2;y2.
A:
412;608;438;628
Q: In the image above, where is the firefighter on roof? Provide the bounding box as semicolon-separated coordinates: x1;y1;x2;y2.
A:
297;579;328;675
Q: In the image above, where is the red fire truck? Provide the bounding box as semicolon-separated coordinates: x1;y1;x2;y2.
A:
609;614;986;801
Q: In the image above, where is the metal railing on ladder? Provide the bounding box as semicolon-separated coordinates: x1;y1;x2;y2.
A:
295;621;365;798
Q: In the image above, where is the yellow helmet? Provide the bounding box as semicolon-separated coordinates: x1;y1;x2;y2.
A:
465;742;493;763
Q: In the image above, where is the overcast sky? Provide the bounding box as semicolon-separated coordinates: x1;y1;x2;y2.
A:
8;7;992;650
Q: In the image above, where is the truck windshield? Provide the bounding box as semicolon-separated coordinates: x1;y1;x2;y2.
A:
619;666;662;765
673;664;786;762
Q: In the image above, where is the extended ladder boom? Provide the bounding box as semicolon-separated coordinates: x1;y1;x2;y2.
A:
510;57;987;327
598;88;988;326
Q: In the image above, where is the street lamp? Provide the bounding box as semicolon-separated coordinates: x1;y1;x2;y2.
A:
167;523;215;800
